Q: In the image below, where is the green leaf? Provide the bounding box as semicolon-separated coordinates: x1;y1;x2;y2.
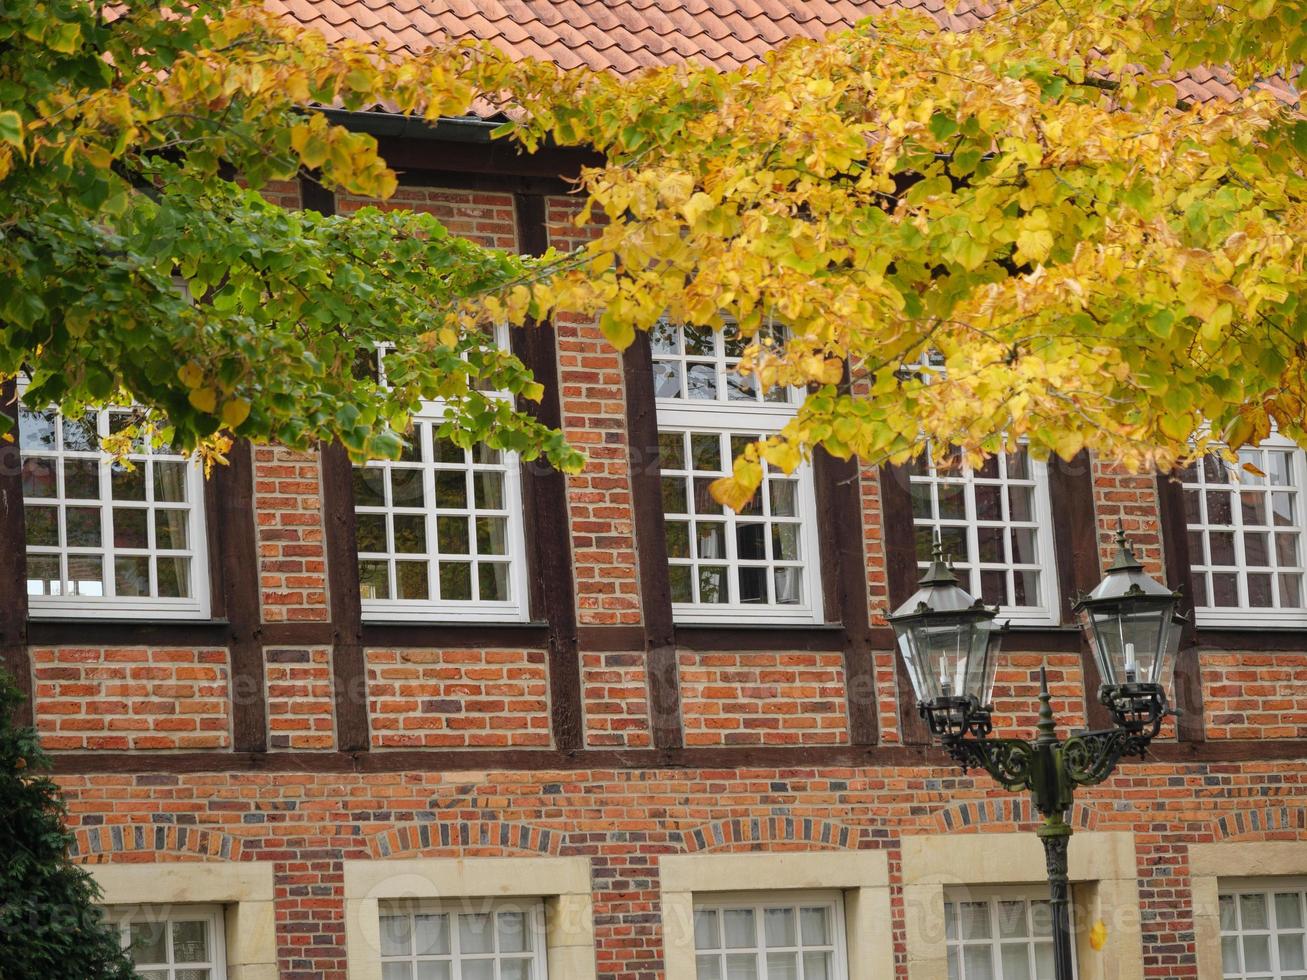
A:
0;109;22;149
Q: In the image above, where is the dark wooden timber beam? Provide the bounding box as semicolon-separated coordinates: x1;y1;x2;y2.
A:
511;190;583;753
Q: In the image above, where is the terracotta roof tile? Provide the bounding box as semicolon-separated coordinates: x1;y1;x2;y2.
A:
275;0;1295;108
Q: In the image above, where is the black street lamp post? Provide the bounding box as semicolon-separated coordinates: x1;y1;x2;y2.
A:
889;529;1186;980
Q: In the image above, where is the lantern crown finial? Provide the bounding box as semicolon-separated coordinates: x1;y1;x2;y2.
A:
918;534;961;587
1108;521;1144;572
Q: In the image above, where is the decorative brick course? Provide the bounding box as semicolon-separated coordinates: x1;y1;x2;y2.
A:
365;648;552;748
32;647;231;751
265;647;336;751
1202;651;1307;739
678;652;849;746
582;651;653;748
254;446;329;623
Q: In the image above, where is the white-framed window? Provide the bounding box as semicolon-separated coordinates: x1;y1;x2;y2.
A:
353;340;529;623
1180;436;1307;627
907;445;1060;625
18;402;210;619
652;320;823;624
378;898;548;980
110;904;227;979
944;888;1066;980
692;892;848;980
1219;879;1307;978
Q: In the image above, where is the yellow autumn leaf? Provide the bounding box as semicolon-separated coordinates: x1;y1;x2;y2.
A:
177;362;204;388
220;398;251;429
1089;920;1108;951
187;387;218;414
682;191;715;226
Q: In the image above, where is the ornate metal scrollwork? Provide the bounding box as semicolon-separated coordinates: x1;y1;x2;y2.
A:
1061;728;1150;786
942;736;1036;793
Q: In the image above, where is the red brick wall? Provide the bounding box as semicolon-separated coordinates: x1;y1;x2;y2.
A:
1202;651;1307;739
582;651;653;748
988;653;1086;738
254;446;329;623
678;652;849;746
1093;459;1166;577
265;647;336;751
56;761;1307;979
32;647;230;751
365;648;551;748
246;178;302;211
548;197;642;628
336;187;517;250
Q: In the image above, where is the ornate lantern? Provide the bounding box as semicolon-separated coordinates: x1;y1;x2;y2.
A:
887;543;1005;739
1073;528;1185;734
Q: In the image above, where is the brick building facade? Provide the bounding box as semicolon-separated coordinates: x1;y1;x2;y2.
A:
4;7;1306;980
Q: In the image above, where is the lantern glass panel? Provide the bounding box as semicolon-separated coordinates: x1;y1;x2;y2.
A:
1080;598;1175;686
894;615;1001;705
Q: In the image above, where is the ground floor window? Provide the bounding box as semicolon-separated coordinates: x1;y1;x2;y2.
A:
692;893;847;979
379;899;548;979
944;890;1065;979
1220;881;1307;978
109;905;227;979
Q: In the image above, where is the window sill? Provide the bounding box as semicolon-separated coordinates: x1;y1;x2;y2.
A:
359;620;551;649
1194;627;1307;651
674;623;846;651
25;617;231;646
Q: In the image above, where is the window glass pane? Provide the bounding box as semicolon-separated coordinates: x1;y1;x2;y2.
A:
21;457;57;498
479;563;510;602
171;920;208;962
724;953;757;980
128;921;168;964
111;463;146;501
1278;893;1304;930
115;556;150;597
695;910;720;950
156;557;191;599
68;555;103;595
66;458;101;499
113;508;148;549
25;505;58;546
763;908;795;948
999;943;1032;980
496;911;527;953
764;952;797;979
458;912;494;954
359;561;390;600
723;910;755;948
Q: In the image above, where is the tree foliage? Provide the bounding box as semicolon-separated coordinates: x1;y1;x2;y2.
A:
0;672;136;980
0;0;580;470
490;0;1306;504
3;0;1304;498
